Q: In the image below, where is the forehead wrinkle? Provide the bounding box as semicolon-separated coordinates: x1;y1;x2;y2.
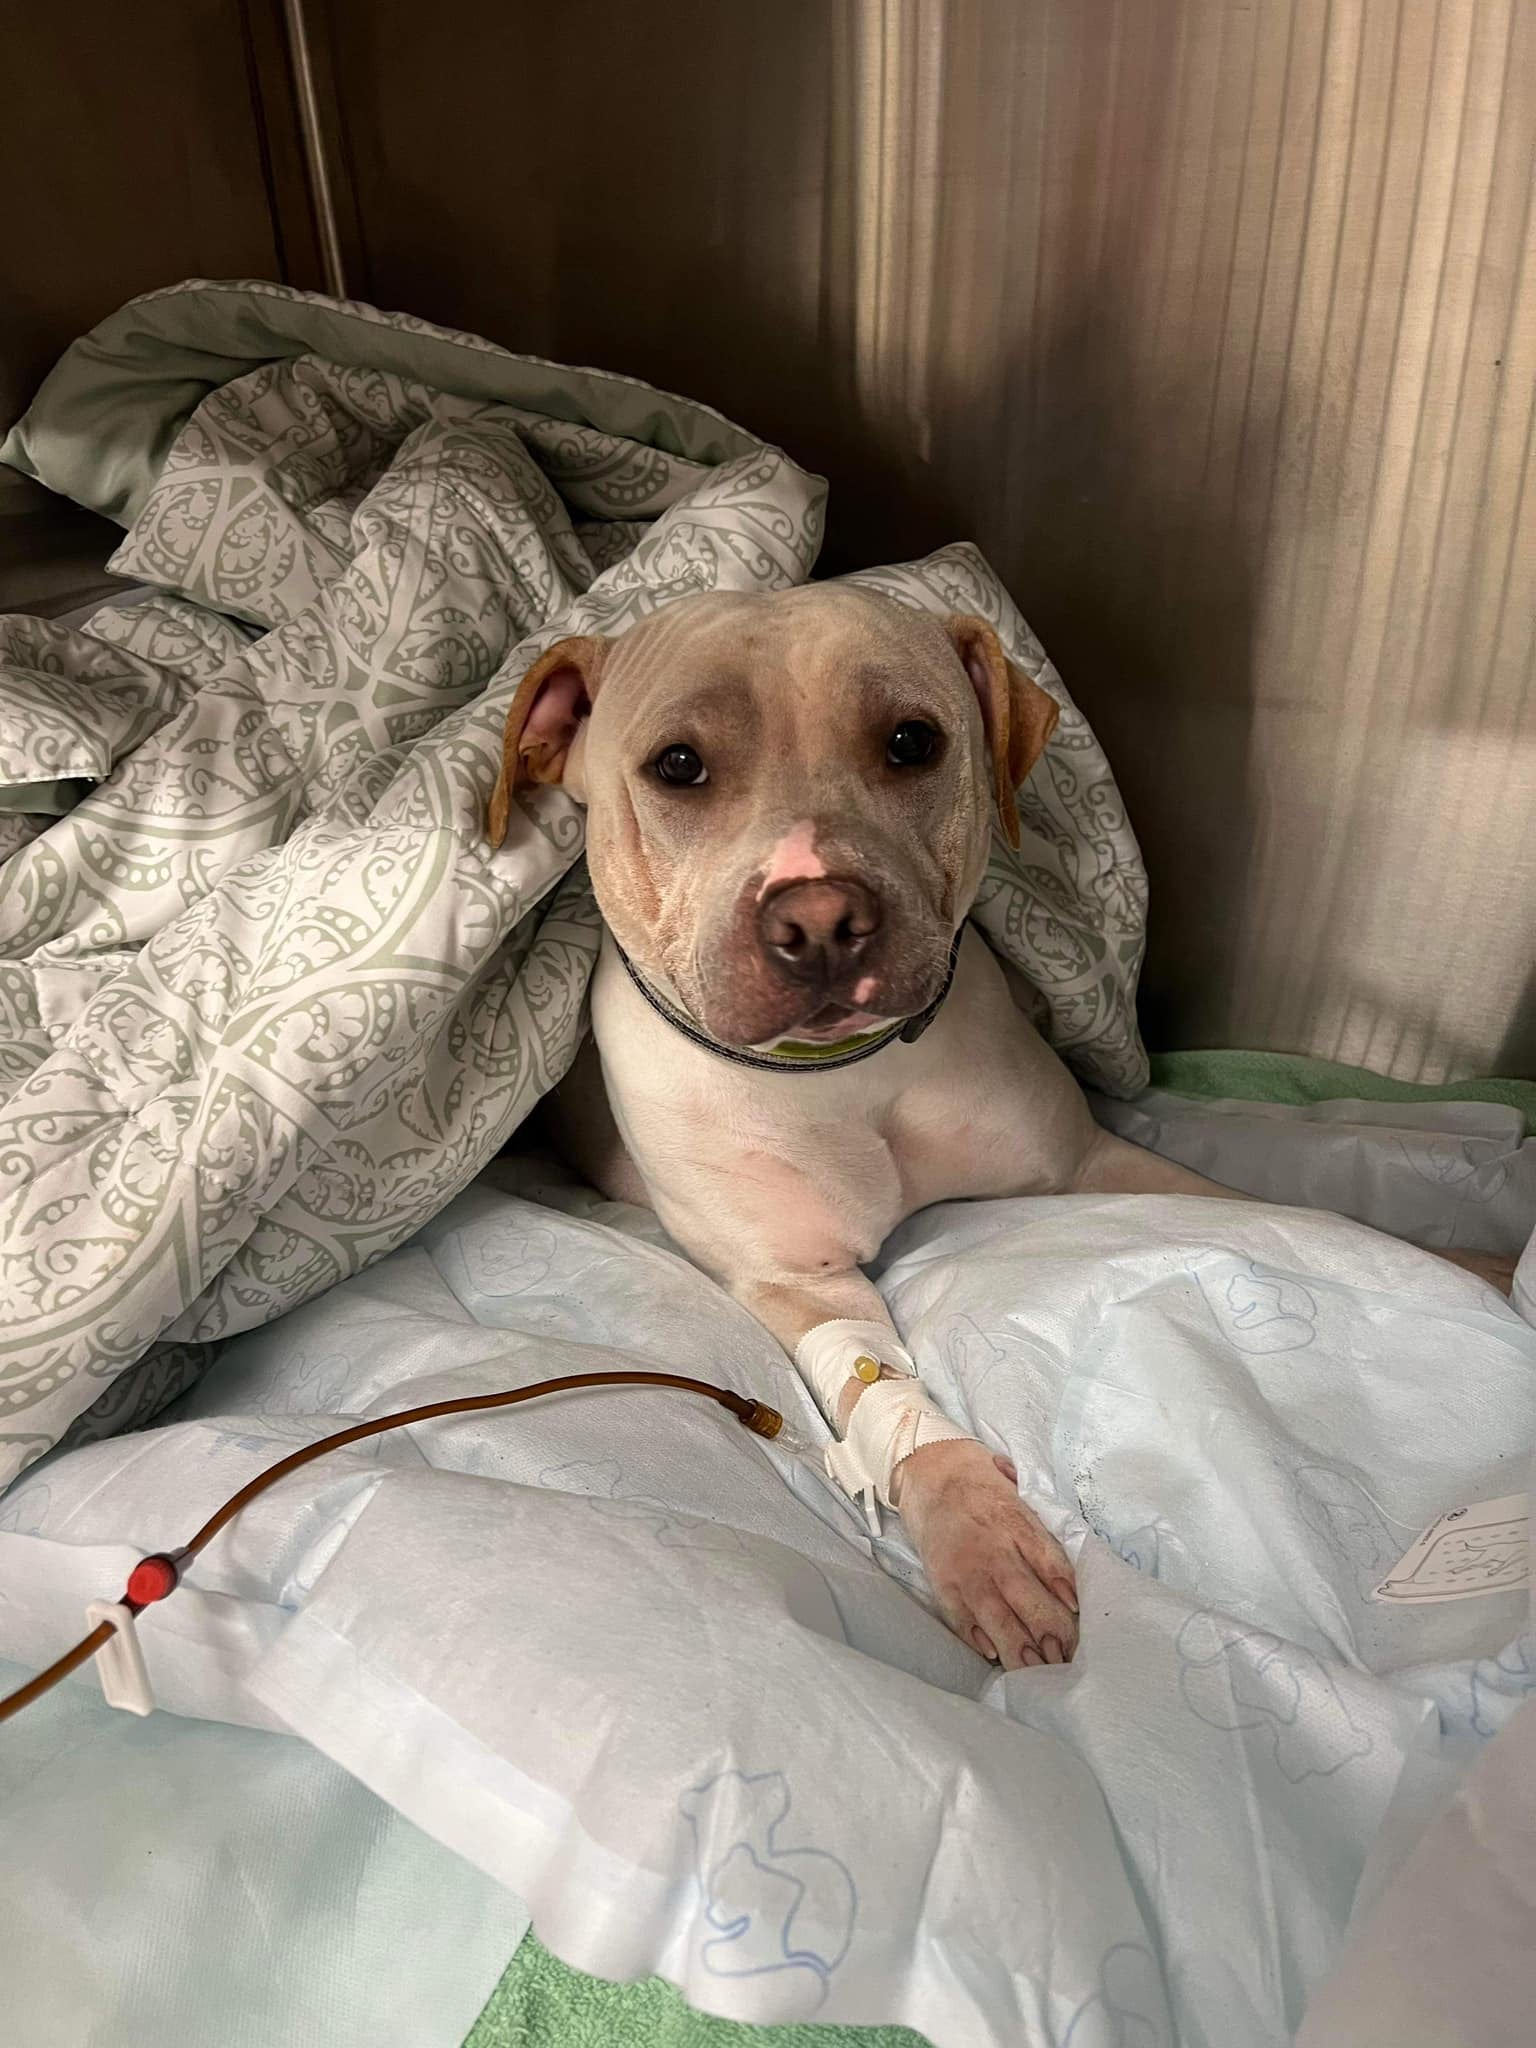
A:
634;675;759;732
601;590;962;771
614;594;759;672
603;615;758;739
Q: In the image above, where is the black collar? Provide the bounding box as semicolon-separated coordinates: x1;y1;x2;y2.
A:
614;931;963;1075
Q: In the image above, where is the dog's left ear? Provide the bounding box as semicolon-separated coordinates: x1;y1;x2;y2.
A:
486;634;609;848
944;614;1059;849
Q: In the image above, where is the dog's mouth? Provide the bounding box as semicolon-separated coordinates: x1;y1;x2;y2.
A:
755;1000;893;1048
677;903;956;1053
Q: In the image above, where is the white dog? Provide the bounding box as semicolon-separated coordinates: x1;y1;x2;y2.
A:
488;586;1508;1669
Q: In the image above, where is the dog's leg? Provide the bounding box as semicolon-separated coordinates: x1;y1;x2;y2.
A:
1071;1128;1516;1296
535;1039;655;1208
1423;1246;1518;1291
733;1271;1080;1671
1069;1127;1251;1199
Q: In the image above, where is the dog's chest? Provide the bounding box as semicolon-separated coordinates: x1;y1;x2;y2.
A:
590;928;1090;1273
605;1044;914;1266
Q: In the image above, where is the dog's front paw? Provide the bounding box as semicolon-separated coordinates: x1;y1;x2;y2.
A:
892;1439;1078;1669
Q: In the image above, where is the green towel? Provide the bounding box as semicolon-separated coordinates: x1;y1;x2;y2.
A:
1149;1048;1535;1130
464;1939;928;2048
463;1044;1534;2048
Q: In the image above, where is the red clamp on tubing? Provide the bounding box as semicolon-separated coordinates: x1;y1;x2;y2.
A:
125;1553;181;1607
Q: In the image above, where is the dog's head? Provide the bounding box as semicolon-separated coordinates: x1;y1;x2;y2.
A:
487;586;1057;1048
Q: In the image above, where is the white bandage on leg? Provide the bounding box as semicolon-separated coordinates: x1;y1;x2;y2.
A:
823;1377;975;1513
794;1318;916;1418
793;1317;976;1521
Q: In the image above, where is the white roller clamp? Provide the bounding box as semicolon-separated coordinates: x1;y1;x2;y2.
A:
84;1600;156;1716
795;1318;976;1525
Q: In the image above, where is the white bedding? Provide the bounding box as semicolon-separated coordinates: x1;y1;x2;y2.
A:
2;1096;1534;2047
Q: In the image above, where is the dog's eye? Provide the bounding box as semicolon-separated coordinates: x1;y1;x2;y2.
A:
887;720;941;767
653;743;708;787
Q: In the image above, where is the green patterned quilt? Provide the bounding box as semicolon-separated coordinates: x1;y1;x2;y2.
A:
0;280;1149;1487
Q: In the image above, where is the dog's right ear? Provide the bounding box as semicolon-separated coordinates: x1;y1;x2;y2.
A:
486;635;609;848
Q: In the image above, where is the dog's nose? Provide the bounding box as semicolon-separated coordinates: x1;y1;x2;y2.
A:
758;879;881;983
